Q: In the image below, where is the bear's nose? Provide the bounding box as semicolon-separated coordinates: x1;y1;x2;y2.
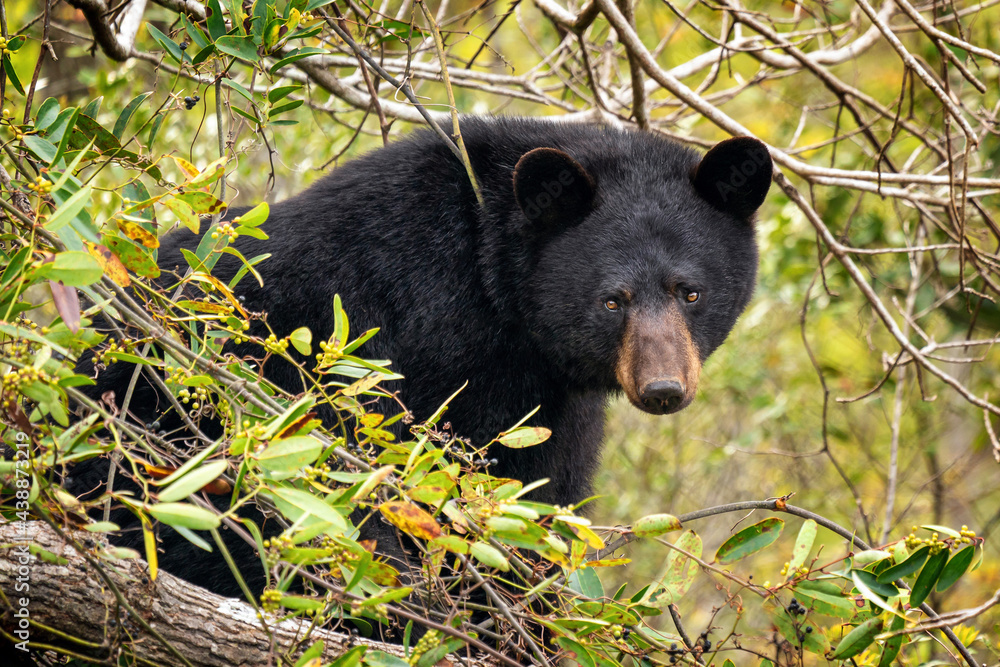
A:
639;379;685;414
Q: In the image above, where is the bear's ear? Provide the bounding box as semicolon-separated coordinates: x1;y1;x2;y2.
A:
513;148;596;227
692;137;772;220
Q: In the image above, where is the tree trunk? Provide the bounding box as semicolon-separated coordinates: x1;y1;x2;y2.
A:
0;521;474;666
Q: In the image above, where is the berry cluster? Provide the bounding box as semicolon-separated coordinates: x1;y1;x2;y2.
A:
176;385;210;411
780;561;808;578
303;462;333;481
786;597;807;616
95;339;131;365
1;365;52;409
2;108;23;140
4;336;36;365
904;525;977;555
408;629;440;665
315;339;342;367
259;588;282;613
210;221;239;242
264;333;290;354
27;176;52;195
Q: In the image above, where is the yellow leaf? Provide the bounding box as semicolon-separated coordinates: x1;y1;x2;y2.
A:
141;515;158;581
170;155;199;178
85;241;131;287
119;220;160;248
379;501;442;540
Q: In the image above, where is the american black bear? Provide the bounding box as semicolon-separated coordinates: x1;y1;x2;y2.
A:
72;117;771;598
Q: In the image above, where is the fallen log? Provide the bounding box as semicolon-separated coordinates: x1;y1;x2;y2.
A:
0;520;473;666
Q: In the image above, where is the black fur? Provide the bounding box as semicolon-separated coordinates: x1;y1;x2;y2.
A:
72;117;770;598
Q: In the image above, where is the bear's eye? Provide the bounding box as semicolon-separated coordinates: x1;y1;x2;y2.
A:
604;299;621;312
685;291;700;303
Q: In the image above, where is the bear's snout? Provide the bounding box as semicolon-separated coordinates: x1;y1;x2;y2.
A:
638;379;686;414
616;305;701;416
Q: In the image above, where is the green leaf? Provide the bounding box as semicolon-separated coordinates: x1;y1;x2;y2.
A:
192;43;216;65
51;140;93;192
851;570;903;618
268;99;303;118
147;111;166;148
269;46;327;74
289;326;312;355
226;248;269;288
84;521;121;533
268;486;348;531
234;201;269;226
216;35;259;62
791;584;855;618
876;545;929;584
69;115;120;153
268;84;302;104
632;513;682;538
936;545;975;592
567;566;604;599
158;461;229;503
50;108;80;165
788;519;817;573
415;638;465;667
714;518;783;564
146;24;186;64
470;542;509;571
148;502;222;530
554;637;595;667
641;529;701;606
921;524;961;539
305;0;337;10
496;426;551;448
35;97;61;129
113;92;153;139
357;586;412;607
279;595;325;611
154;442;221;487
83;96;102;119
170;525;212;551
328;645;365;667
851;569;899;598
256;436;322;472
181;13;210;49
206;0;227;40
251;0;268;40
829;617;882;660
363;651;408;667
3;55;24;94
231;105;260;125
877;610;906;667
852;550;892;567
45;185;92;232
22;135;57;164
37;251;103;286
909;549;948;607
223;78;255;103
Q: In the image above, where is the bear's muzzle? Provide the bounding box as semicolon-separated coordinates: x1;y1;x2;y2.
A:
615;304;701;415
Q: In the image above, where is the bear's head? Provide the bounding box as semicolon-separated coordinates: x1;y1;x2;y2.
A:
513;134;771;415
